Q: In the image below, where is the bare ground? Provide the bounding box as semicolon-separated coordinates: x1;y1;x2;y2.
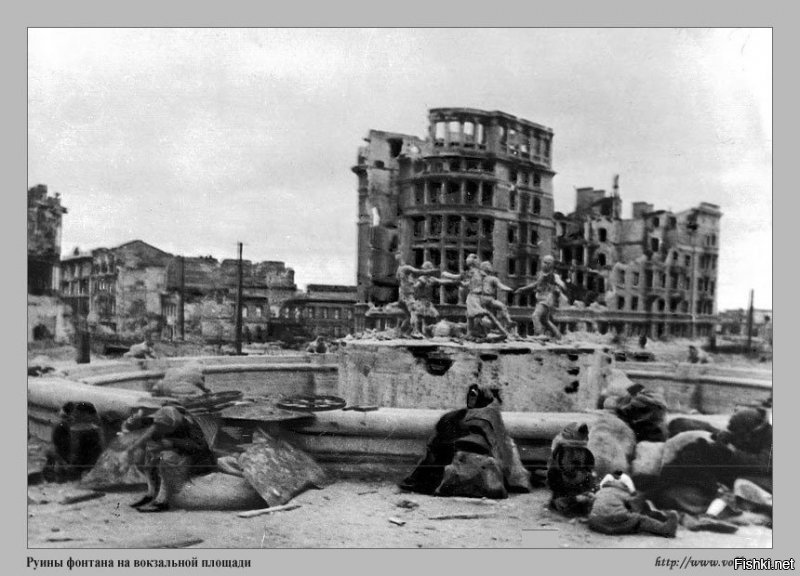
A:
27;479;771;549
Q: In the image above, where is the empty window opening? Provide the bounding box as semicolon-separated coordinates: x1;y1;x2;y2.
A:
388;138;403;158
598;253;607;267
445;249;460;273
434;122;446;143
429;215;442;236
598;228;607;242
650;238;660;252
530;229;539;244
533;173;541;187
449;159;461;172
481;184;494;206
446;182;461;204
414;183;425;205
448;121;461;143
429;249;441;267
533;197;541;214
617;296;625;310
374;160;385;168
412;217;425;238
446;216;461;236
481;219;494;235
465;217;479;238
631;296;639;311
429;182;442;204
510;191;517;210
508;225;517;244
463;122;475;143
508;258;517;276
529;257;539;276
520;194;529;213
465;181;479;203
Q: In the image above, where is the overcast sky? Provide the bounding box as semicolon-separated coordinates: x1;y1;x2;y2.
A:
28;28;771;310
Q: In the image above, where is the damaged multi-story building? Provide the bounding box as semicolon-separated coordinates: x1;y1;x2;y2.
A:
353;108;555;334
28;184;71;342
161;257;298;342
553;185;722;339
353;108;721;339
274;284;358;340
57;238;301;343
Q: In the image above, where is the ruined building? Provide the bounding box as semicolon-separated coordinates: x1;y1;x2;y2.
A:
28;184;71;342
554;185;722;339
276;284;358;340
353;108;555;333
58;239;301;342
353;109;722;338
28;184;67;295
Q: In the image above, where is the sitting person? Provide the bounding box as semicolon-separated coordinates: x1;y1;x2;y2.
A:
588;472;679;538
546;422;597;517
399;384;530;499
120;402;217;512
306;336;328;354
124;338;156;360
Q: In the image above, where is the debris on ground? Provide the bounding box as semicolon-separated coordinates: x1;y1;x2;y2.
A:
427;513;497;521
237;503;301;518
59;491;106;505
396;499;419;510
388;517;406;526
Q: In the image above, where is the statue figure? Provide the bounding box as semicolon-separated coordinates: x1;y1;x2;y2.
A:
412;261;458;336
479;261;515;333
395;255;439;338
441;254;510;340
516;255;567;339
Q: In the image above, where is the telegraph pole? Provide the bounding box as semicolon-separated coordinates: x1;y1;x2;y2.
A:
687;215;699;340
746;289;755;353
178;255;185;340
235;242;244;355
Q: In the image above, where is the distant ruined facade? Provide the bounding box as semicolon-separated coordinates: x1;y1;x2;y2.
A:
353;108;721;339
28;185;71;343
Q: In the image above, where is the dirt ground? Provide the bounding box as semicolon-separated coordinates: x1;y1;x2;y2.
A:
27;478;771;549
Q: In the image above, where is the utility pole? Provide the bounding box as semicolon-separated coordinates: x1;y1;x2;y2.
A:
235;242;244;355
687;214;699;340
178;255;185;340
746;289;755;353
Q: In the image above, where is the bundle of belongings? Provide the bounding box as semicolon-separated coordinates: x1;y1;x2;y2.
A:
612;383;668;442
150;363;211;400
80;399;327;512
647;405;772;530
399;384;531;499
544;385;772;536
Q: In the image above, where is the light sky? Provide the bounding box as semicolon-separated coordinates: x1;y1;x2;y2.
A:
28;28;771;310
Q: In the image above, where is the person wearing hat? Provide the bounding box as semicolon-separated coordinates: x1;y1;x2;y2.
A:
121;400;216;512
547;422;597;517
588;472;679;537
515;255;566;339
